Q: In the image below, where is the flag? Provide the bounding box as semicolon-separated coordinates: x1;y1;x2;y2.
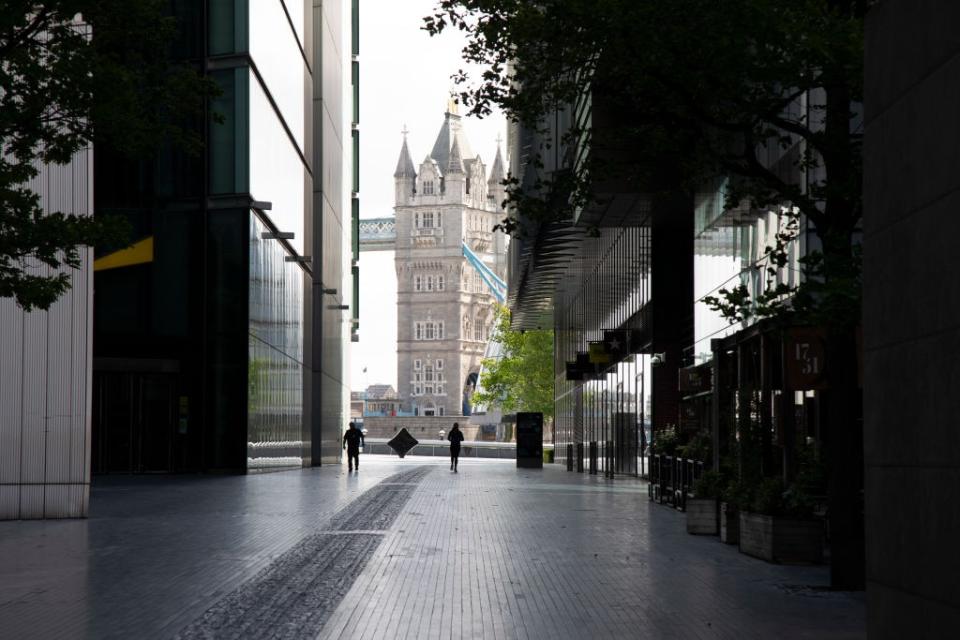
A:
588;341;610;364
603;330;629;359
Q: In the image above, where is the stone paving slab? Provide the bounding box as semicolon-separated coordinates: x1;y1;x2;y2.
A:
0;463;403;640
0;456;865;639
320;459;866;640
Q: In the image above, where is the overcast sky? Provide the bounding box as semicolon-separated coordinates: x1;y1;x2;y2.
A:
351;0;507;391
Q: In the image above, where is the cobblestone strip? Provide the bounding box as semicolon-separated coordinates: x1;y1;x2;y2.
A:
175;466;432;640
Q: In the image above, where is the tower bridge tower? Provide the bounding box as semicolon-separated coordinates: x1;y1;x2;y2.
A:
393;103;507;417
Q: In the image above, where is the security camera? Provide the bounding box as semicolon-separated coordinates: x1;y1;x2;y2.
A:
650;353;666;366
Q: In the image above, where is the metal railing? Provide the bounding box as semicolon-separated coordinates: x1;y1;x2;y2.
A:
362;438;554;460
648;454;705;511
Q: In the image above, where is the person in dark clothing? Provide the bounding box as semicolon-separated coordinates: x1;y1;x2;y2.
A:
447;422;464;472
343;422;365;472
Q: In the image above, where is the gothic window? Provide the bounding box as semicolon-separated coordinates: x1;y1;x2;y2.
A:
414;275;422;291
426;276;434;291
414;359;421;369
415;212;420;228
423;211;434;228
436;359;443;370
439;406;445;416
414;372;422;382
438;321;445;339
437;275;444;291
425;365;434;382
424;323;435;340
437;384;444;395
425;384;433;394
415;323;423;340
414;385;422;395
423;180;434;195
437;211;442;227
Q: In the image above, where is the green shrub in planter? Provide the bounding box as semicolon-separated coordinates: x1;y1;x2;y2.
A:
739;477;823;563
687;470;723;535
692;470;723;499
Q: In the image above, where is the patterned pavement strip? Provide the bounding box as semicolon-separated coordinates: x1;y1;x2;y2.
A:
175;466;432;640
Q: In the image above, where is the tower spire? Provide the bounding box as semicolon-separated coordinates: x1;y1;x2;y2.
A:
394;128;416;179
488;137;505;185
446;137;465;174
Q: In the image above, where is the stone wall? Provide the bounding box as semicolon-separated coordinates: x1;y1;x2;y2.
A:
864;1;960;634
361;416;480;442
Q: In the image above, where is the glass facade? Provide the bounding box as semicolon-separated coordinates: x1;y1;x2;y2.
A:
247;214;305;471
553;226;653;476
92;0;348;474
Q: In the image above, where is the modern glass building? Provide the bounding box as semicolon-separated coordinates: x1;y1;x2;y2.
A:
92;0;351;473
506;89;693;478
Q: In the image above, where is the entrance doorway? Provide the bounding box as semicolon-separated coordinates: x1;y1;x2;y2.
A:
92;371;179;473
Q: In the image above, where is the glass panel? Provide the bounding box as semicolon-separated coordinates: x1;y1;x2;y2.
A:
247;212;305;471
209;69;249;194
249;0;306;149
249;69;306;253
352;61;359;125
351;0;359;56
206;209;249;471
351;198;360;259
352;130;359;193
209;0;248;55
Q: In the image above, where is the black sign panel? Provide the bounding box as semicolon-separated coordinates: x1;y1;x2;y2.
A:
516;412;543;469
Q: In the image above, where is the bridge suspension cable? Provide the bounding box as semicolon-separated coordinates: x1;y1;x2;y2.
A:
461;241;506;303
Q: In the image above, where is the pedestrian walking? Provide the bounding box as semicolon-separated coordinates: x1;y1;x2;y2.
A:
343;421;365;472
447;422;464;472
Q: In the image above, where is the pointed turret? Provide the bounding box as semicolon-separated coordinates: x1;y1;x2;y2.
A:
488;142;505;186
446;138;465;175
394;133;417;179
394;127;417;204
430;99;475;170
487;139;506;211
444;137;466;199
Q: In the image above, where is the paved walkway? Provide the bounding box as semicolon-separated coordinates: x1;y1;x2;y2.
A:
0;457;865;639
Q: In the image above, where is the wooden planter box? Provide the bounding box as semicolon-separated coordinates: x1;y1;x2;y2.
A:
738;512;824;564
686;498;718;535
720;502;739;545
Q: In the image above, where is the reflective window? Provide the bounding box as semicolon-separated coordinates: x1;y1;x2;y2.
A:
249;71;306;254
247;213;304;471
249;0;305;150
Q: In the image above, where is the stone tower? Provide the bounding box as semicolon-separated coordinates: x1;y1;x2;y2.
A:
393;102;507;417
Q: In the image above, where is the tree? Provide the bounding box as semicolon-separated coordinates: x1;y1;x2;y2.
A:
426;0;868;588
1;1;212;310
472;305;554;421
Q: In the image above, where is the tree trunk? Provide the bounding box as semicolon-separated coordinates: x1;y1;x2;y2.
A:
820;68;865;589
823;324;864;590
